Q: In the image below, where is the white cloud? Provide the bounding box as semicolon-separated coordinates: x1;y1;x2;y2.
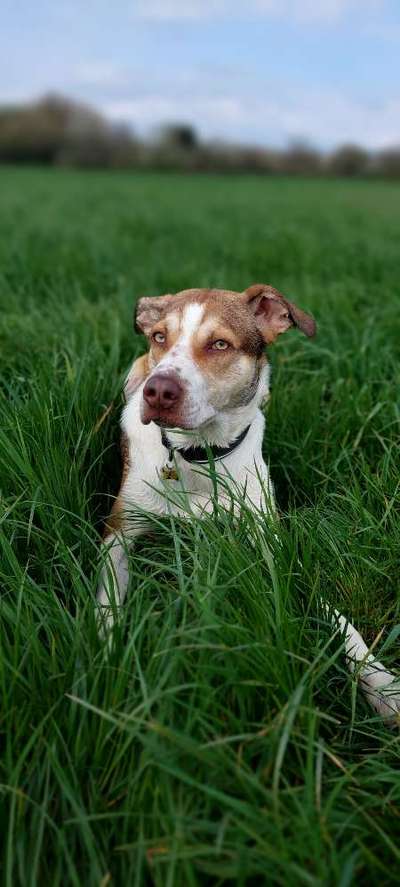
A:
133;0;385;24
73;62;125;88
104;95;244;129
133;0;225;20
255;0;384;23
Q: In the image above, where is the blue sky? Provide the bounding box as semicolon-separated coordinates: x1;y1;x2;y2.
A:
1;0;399;148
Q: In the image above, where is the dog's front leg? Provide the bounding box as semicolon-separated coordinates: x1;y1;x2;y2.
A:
336;611;400;725
96;529;144;635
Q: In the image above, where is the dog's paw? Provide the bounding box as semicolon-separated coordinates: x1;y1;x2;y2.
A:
360;668;400;727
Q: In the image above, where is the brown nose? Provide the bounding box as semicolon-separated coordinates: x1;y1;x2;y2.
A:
143;373;183;411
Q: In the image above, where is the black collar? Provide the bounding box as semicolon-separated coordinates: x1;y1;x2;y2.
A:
160;423;251;465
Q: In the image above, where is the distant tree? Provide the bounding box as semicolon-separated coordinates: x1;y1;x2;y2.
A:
147;124;200;170
0;98;65;163
158;124;199;151
198;141;279;173
281;141;322;175
375;147;400;178
328;144;370;176
0;93;140;168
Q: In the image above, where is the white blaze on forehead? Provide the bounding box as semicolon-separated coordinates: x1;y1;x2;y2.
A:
180;302;205;341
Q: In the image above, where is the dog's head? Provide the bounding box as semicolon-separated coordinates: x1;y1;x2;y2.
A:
134;284;316;429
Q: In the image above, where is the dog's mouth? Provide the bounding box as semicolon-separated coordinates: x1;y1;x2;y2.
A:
141;405;196;430
152;417;194;430
141;401;216;432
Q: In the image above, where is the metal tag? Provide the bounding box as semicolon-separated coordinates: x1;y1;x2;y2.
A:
160;464;179;481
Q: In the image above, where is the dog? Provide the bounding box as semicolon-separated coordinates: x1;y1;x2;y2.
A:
97;284;400;726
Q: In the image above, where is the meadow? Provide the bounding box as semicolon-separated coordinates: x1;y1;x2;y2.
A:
0;166;399;886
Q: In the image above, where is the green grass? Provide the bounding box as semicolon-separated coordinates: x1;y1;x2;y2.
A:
0;167;399;886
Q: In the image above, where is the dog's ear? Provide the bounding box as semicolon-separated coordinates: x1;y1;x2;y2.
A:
244;284;316;344
135;294;172;335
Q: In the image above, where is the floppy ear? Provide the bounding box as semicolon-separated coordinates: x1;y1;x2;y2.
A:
135;294;172;335
244;284;316;344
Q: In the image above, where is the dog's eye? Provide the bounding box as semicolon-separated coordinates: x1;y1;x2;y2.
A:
153;331;166;344
211;339;230;351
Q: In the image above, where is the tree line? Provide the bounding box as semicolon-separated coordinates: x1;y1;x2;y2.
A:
1;94;399;177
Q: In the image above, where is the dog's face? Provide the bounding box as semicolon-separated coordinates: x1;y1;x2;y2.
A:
135;285;315;429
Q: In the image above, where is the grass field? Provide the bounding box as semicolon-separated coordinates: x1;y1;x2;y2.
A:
0;167;399;886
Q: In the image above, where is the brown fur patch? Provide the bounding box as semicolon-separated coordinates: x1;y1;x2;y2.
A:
103;431;130;539
104;353;149;539
245;284;316;340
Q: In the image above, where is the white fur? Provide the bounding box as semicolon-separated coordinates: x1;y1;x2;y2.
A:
97;534;131;633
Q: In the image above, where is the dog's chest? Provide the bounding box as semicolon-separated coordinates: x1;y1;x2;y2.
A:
121;390;273;521
121;427;225;518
